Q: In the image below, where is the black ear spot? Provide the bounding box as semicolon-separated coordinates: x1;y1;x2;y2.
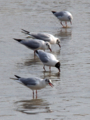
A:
45;79;49;82
57;39;60;43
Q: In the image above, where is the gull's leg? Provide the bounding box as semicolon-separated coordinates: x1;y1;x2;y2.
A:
49;66;51;71
34;50;35;58
34;50;35;55
43;65;46;71
65;21;68;27
60;21;65;27
33;91;34;99
34;51;36;58
36;90;37;99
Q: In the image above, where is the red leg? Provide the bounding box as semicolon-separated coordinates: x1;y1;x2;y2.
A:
65;21;68;27
60;21;65;27
33;51;35;59
36;90;37;99
33;91;34;99
49;66;51;71
43;65;46;71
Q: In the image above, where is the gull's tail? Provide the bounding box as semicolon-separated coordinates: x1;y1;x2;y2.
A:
10;75;21;80
52;11;56;14
14;75;21;79
21;29;30;35
13;38;22;42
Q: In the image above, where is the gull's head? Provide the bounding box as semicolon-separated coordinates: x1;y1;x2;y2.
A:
56;39;61;48
45;79;54;87
55;62;61;72
45;42;52;52
68;14;73;25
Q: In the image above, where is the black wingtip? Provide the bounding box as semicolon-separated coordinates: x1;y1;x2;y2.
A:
14;75;21;79
13;38;22;42
52;11;56;14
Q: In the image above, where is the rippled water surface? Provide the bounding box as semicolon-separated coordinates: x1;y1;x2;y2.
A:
0;0;90;120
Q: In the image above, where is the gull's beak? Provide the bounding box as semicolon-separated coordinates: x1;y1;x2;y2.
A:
70;21;72;25
58;43;61;48
58;68;60;72
49;82;54;87
49;48;52;52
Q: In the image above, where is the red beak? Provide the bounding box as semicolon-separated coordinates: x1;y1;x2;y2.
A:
58;43;61;48
59;68;60;72
70;21;72;25
49;83;54;87
49;48;52;52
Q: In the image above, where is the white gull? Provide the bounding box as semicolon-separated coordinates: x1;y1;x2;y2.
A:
52;11;73;28
11;75;53;98
35;50;60;72
21;29;61;48
13;38;52;55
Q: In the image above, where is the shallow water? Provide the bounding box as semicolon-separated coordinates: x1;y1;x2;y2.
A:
0;0;90;120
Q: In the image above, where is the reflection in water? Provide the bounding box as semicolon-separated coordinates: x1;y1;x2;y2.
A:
15;99;52;114
55;49;60;55
16;57;40;69
42;71;60;79
52;49;60;56
24;57;40;66
55;27;72;40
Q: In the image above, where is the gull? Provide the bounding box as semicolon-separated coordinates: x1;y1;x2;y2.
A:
13;38;52;55
11;75;54;98
21;29;61;48
35;50;60;72
52;11;73;28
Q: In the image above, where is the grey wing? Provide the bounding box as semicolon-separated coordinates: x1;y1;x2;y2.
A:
31;33;50;42
55;11;64;17
38;51;49;63
20;78;38;86
22;40;40;49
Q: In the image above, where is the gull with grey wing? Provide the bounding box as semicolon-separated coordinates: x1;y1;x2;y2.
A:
13;38;52;55
21;29;61;48
35;50;60;72
52;11;73;27
11;75;53;98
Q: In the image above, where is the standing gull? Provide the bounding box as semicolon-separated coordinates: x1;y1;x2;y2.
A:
52;11;73;28
13;38;52;55
21;29;61;48
35;50;60;72
11;75;53;98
